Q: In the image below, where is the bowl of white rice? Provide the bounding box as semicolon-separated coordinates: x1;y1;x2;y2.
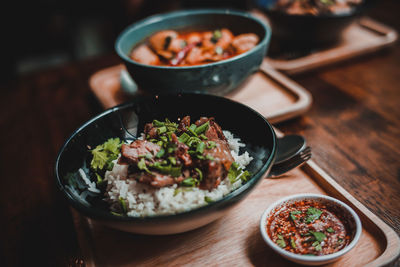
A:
55;93;277;235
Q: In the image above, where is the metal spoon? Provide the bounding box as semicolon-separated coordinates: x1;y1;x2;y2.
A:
275;135;307;164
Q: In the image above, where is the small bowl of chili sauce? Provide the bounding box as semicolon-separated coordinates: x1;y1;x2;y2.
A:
260;194;362;265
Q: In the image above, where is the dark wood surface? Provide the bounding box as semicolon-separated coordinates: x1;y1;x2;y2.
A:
2;2;400;267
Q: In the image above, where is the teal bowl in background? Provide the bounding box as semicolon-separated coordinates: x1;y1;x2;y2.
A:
115;9;271;95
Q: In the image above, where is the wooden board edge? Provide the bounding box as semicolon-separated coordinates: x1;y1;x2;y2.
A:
260;62;312;123
302;161;400;266
88;64;312;123
265;17;398;75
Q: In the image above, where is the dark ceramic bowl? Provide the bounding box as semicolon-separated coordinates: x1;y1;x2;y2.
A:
55;93;277;235
115;9;271;95
256;0;373;54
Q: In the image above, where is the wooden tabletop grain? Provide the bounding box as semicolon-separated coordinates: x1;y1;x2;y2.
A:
1;2;400;266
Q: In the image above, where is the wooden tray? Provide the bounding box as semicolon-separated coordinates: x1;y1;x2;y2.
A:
86;64;400;267
89;62;312;124
264;17;398;75
71;159;400;267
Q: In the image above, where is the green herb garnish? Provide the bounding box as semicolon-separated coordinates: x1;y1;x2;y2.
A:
181;177;199;187
188;124;198;136
196;142;205;154
173;187;193;196
290;238;297;249
211;29;222;43
305;207;323;224
156;148;165;158
152;120;164;127
204;196;213;203
228;162;251;184
327;227;335;233
90;138;122;170
150;162;181;177
310;231;326;242
178;132;190;143
95;173;104;185
111;211;123;216
290;210;302;221
320;0;334;5
168;156;177;165
194;121;209;135
199;134;208;140
157;126;167;134
312;241;322;251
207;141;216;149
119;197;127;214
205;155;214;161
138;158;152;174
195;168;203;181
276;234;286;248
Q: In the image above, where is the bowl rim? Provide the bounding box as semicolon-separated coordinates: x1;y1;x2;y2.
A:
115;8;271;70
261;1;368;19
259;193;362;263
55;92;277;222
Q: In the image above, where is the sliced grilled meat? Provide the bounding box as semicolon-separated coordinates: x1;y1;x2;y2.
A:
144;123;158;139
132;171;184;188
201;140;234;190
178;115;191;133
118;140;160;165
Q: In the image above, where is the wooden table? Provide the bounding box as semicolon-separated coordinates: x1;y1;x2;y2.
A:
2;2;400;267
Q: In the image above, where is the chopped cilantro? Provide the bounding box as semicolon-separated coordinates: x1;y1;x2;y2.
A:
310;231;326;242
290;210;302;221
305;207;323;224
276;234;286;248
312;241;322;251
90;138;122;171
228;162;251;183
326;227;335;233
290;238;297;249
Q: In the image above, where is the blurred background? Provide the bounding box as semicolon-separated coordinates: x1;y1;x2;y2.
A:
2;0;398;82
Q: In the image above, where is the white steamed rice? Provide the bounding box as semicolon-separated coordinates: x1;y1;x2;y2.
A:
99;130;252;216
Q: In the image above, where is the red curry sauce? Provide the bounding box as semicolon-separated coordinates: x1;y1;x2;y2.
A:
266;200;352;256
130;29;259;67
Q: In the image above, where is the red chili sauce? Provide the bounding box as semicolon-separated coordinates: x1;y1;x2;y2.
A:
266;199;353;256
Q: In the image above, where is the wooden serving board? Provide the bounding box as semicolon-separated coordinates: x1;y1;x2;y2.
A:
264;17;398;75
89;61;312;124
71;160;400;267
85;64;400;266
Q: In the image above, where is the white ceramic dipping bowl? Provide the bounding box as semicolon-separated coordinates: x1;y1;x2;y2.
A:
260;193;362;266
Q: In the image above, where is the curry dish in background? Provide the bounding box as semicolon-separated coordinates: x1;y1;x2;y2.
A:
272;0;364;15
130;29;259;66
